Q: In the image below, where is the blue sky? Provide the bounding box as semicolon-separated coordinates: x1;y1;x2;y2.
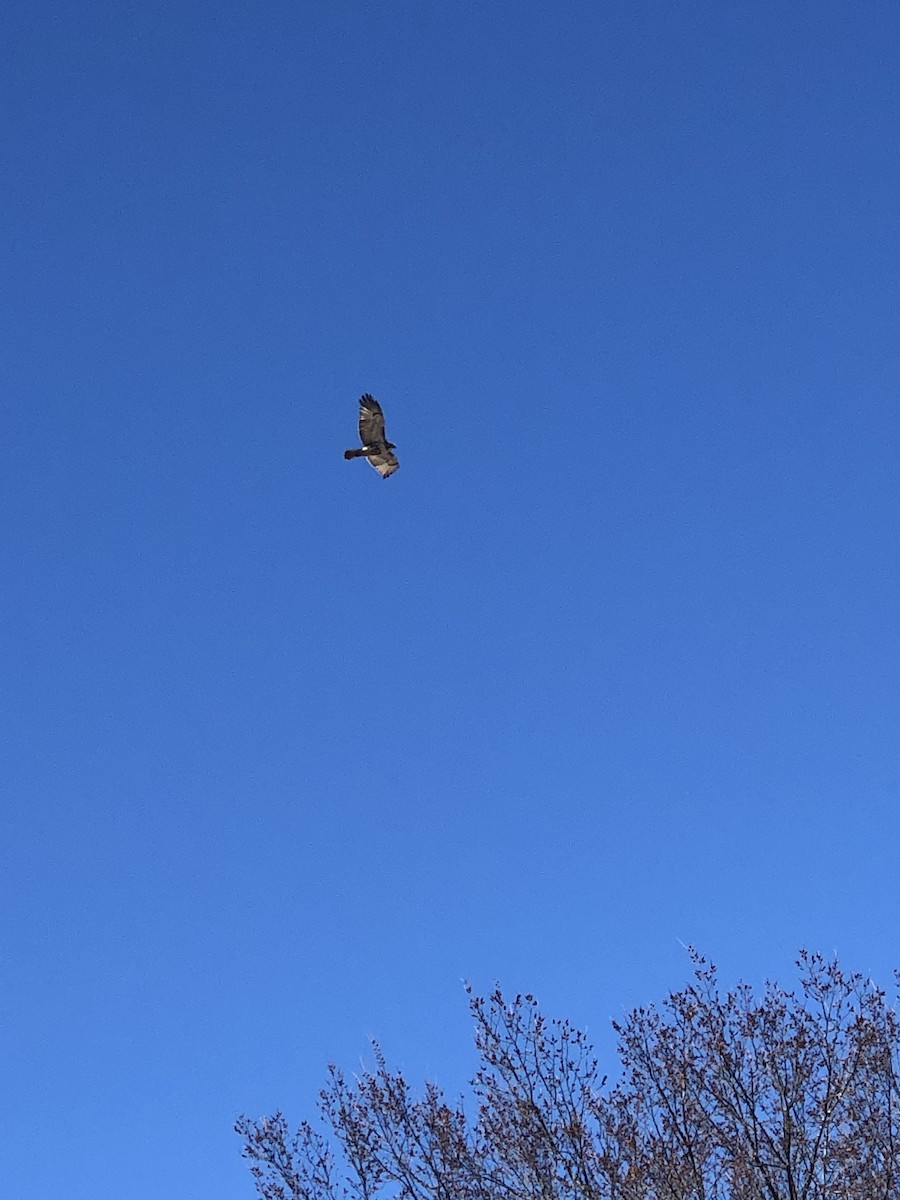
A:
3;1;900;1196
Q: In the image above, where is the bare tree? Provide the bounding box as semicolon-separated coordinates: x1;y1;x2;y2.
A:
236;952;900;1200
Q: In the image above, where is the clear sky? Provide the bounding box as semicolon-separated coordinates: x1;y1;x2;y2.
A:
3;2;899;1197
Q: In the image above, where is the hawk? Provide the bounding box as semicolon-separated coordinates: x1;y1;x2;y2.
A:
343;394;399;478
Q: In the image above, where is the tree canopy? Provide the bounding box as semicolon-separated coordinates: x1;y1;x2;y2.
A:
237;952;900;1200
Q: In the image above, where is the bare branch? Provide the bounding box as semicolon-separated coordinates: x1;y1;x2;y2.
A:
238;957;900;1200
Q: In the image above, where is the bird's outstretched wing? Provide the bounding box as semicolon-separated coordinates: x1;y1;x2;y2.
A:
358;394;387;445
366;445;399;478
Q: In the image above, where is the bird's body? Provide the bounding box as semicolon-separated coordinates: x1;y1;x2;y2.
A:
344;394;399;478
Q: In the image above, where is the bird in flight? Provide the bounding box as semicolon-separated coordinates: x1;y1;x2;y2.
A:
344;394;399;478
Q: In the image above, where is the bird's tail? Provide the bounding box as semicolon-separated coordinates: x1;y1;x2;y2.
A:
344;448;367;459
